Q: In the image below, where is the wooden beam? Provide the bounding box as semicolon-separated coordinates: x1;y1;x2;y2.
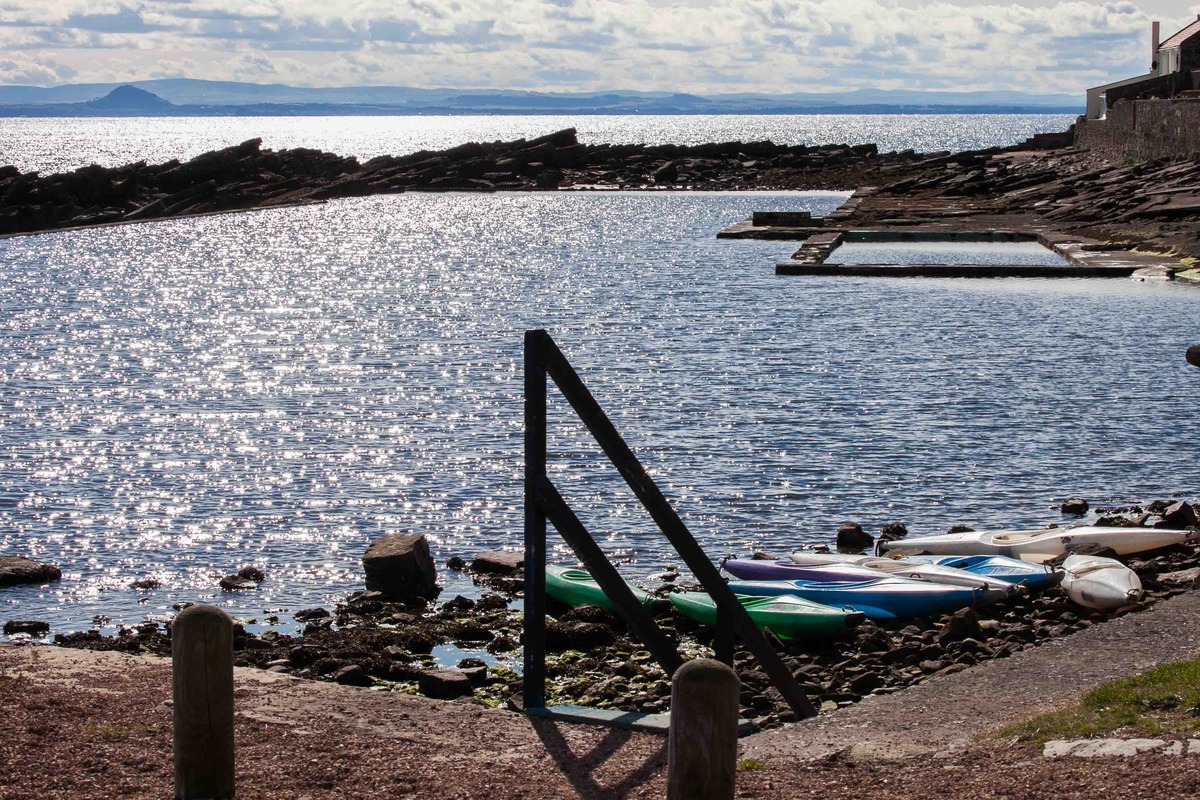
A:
530;330;815;719
535;475;684;678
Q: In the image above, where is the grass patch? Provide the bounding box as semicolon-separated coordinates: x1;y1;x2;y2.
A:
737;759;767;771
998;657;1200;746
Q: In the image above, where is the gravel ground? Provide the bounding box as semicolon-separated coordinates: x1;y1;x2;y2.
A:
5;602;1200;800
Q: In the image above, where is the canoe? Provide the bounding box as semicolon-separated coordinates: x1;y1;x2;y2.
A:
722;557;1017;594
544;565;654;612
876;525;1198;563
725;577;991;620
901;555;1062;591
669;592;865;639
1060;554;1143;610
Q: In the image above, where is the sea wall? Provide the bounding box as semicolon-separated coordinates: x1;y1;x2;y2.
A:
1075;99;1200;161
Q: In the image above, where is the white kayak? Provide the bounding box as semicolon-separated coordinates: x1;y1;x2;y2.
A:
781;556;1018;593
876;525;1197;564
1060;554;1143;610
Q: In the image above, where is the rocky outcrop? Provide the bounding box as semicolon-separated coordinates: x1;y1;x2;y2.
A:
0;556;62;587
868;147;1200;259
0;129;915;238
469;551;523;575
362;533;439;601
836;523;873;553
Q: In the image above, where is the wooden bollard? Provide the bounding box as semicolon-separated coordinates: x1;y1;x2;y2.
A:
666;658;739;800
173;604;235;800
1187;345;1200;368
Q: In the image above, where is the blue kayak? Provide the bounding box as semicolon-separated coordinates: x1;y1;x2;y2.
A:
901;555;1062;591
726;577;987;620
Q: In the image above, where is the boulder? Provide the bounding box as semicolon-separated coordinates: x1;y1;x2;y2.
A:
1158;501;1197;530
879;523;908;542
1060;498;1089;516
362;533;438;600
936;608;984;646
334;664;373;687
0;556;62;587
836;523;873;553
418;668;474;699
469;551;524;575
1186;345;1200;368
3;620;49;635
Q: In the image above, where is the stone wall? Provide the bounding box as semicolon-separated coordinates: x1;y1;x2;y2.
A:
1075;99;1200;161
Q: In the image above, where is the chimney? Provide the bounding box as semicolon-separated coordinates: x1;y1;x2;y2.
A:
1152;20;1160;72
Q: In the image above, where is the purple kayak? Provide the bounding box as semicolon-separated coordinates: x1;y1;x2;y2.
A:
722;558;876;583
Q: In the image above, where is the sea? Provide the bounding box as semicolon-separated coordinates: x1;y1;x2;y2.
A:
2;114;1199;648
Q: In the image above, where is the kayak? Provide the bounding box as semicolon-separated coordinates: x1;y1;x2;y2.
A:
723;557;1018;594
901;555;1062;591
544;565;654;612
789;551;1059;591
1060;554;1143;610
669;592;865;640
725;577;992;620
876;525;1197;563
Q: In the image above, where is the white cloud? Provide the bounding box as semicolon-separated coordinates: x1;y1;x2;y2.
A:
0;0;1195;92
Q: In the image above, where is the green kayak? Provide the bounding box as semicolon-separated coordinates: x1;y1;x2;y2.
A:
545;564;655;612
669;591;865;640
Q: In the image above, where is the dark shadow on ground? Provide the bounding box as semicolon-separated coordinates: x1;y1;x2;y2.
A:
529;716;667;799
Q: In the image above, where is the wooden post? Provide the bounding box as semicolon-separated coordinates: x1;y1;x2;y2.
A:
667;659;739;800
173;604;235;800
524;329;549;710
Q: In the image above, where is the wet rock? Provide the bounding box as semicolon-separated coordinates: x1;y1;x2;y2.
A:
362;533;438;600
446;556;467;571
442;595;476;612
129;578;161;589
947;525;974;534
879;523;908;543
3;620;49;635
334;664;373;687
1094;515;1138;527
0;556;62;587
836;523;873;553
474;593;510;612
418;668;474;699
237;565;266;583
243;638;275;651
219;574;257;591
1187;345;1200;368
293;607;330;621
1060;498;1089;516
1158;501;1197;530
751;552;776;560
546;620;615;651
469;551;523;575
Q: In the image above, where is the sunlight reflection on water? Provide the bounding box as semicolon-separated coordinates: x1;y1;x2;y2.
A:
1;189;1198;635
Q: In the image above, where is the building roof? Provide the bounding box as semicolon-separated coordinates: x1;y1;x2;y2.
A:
1160;18;1200;49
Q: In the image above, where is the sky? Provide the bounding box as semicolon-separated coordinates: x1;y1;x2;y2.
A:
0;1;1197;95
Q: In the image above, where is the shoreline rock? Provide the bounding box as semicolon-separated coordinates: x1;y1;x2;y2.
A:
0;555;62;587
0;129;920;238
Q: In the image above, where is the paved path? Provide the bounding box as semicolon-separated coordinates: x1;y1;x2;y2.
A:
742;591;1200;763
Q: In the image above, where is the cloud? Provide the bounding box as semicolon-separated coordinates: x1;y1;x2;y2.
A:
0;0;1193;93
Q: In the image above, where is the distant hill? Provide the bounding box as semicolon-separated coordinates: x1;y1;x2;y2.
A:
85;85;175;111
0;78;1083;116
